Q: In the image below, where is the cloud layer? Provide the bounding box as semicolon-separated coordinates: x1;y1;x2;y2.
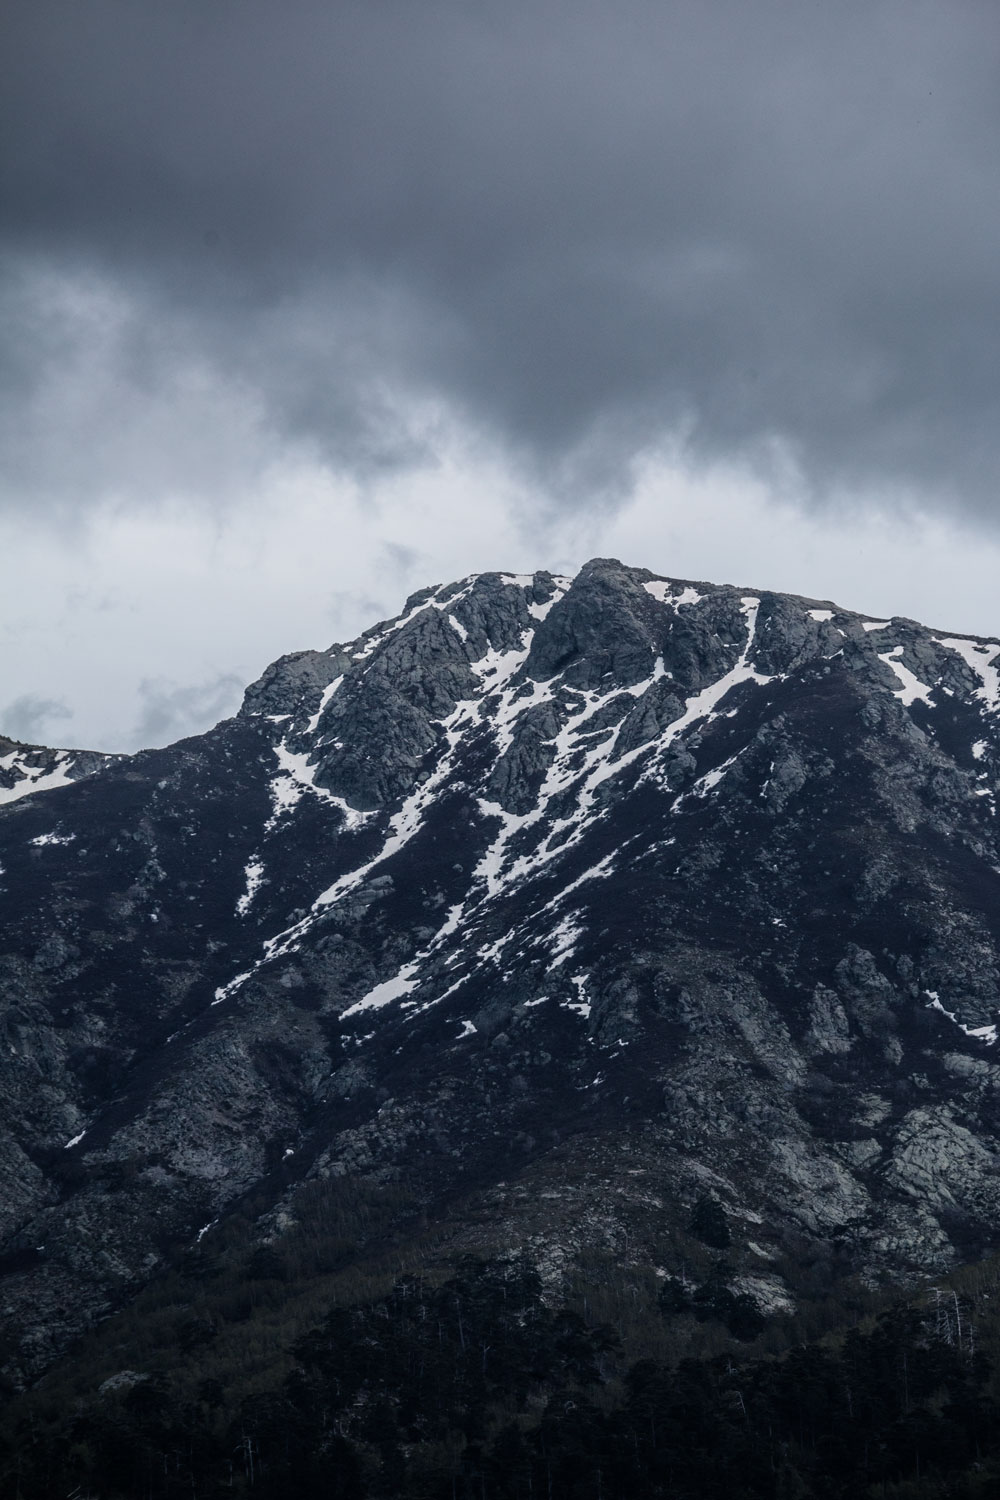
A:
4;3;1000;751
4;0;1000;518
0;693;72;745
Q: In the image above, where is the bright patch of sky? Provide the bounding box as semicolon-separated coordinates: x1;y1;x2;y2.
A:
7;438;1000;752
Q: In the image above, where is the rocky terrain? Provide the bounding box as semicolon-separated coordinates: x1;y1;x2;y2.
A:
0;734;118;807
5;557;1000;1389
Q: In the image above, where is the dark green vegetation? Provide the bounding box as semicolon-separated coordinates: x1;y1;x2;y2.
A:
5;1235;1000;1499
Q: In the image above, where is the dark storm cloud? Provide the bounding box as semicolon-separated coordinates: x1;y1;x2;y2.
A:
2;0;999;512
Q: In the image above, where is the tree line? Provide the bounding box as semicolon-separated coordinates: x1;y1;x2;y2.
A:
4;1250;1000;1498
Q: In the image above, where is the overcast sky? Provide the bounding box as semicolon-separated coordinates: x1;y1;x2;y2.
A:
2;0;1000;751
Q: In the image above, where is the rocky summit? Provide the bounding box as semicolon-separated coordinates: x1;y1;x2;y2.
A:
5;557;1000;1390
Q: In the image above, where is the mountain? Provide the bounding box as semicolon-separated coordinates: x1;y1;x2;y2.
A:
5;555;1000;1414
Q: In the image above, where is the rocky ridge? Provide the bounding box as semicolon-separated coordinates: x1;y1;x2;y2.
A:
0;735;118;807
4;558;1000;1383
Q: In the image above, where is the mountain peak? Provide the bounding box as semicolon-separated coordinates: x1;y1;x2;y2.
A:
4;561;1000;1391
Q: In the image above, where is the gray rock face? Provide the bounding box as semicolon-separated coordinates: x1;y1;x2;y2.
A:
6;558;1000;1382
240;648;348;719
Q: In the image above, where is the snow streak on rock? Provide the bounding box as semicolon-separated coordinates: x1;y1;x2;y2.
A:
208;570;1000;1053
925;993;999;1046
936;637;1000;710
214;583;785;1017
17;555;1000;1378
642;596;773;790
266;741;370;833
236;859;265;916
878;647;934;708
644;580;703;608
305;676;343;735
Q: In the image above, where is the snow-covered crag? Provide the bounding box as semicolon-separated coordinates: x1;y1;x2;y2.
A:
6;558;1000;1380
0;735;117;806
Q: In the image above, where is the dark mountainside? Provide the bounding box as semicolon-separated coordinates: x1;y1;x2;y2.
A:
6;557;1000;1496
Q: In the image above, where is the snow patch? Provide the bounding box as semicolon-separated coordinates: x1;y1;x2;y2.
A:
643;579;673;604
266;740;371;832
862;620;890;632
935;636;1000;710
536;852;617;915
349;588;456;661
642;597;774;786
476;666;667;896
486;672;552;757
472;640;533;692
527;587;567;621
877;647;934;707
926;991;998;1045
236;859;265;916
212;970;252;1005
323;882;476;1027
547;912;584;967
207;594;773;1022
564;974;591;1019
305;676;343;735
435;904;465;941
0;751;76;805
343;963;420;1017
30;831;76;847
474;599;771;902
807;609;833;622
643;580;703;608
687;751;744;801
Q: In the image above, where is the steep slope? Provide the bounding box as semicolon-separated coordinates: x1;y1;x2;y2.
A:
4;558;1000;1384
